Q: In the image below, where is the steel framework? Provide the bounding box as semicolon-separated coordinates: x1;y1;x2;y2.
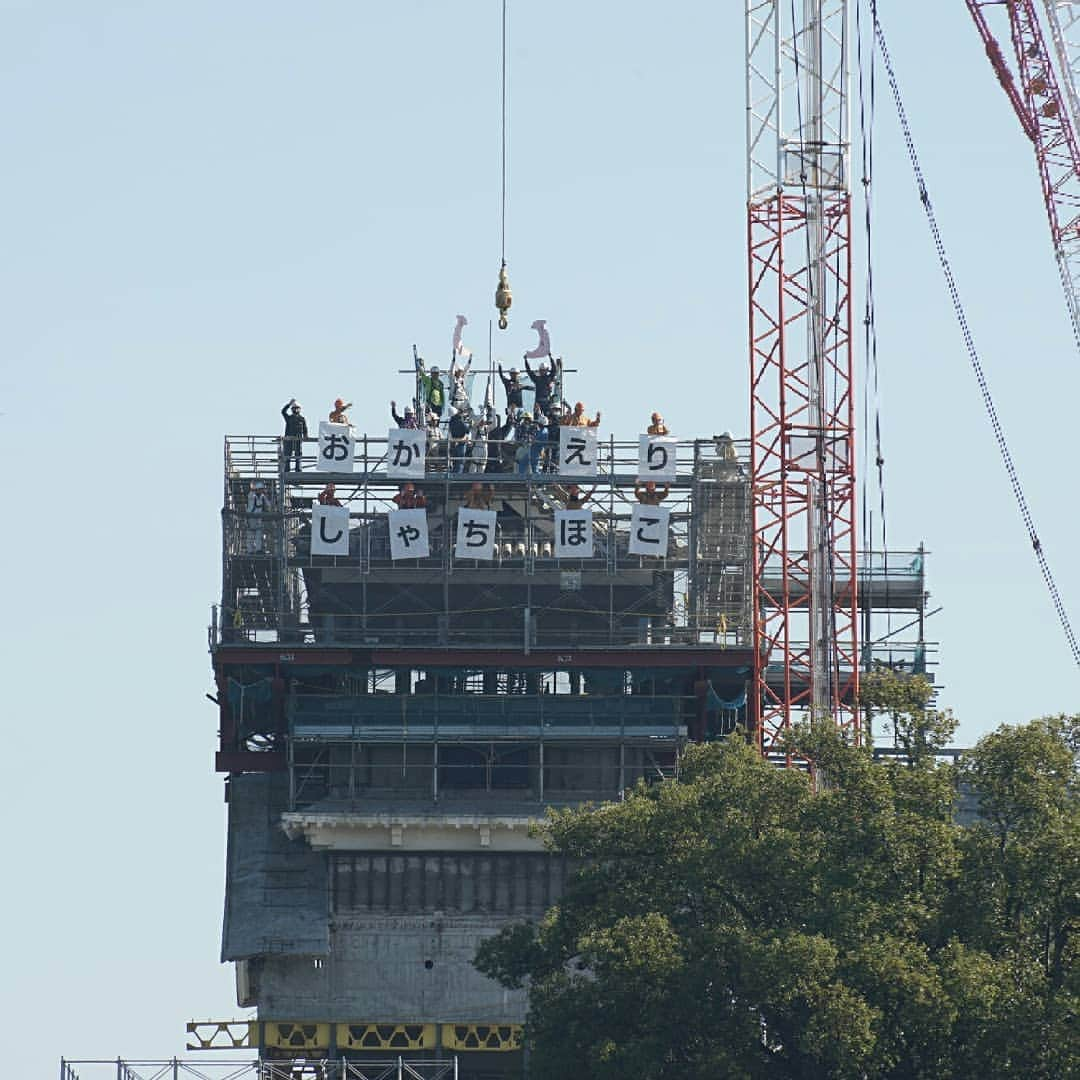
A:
60;1061;457;1080
746;0;859;756
967;0;1080;354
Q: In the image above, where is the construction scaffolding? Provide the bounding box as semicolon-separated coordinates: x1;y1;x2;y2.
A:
215;434;753;651
201;423;936;1079
59;1060;458;1080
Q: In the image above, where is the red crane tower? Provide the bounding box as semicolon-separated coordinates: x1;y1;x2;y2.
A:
746;0;859;757
966;0;1080;352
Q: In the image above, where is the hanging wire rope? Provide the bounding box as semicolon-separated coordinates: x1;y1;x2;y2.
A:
873;10;1080;669
493;0;513;329
501;0;508;265
856;0;892;650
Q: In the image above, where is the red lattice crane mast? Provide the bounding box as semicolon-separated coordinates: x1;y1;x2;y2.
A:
966;0;1080;352
745;0;859;759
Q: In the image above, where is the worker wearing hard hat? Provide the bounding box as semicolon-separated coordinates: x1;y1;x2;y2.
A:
498;363;527;410
564;401;601;427
329;397;353;425
647;412;669;436
524;355;561;417
317;483;342;507
715;431;737;463
391;400;420;429
281;398;308;472
634;480;670;506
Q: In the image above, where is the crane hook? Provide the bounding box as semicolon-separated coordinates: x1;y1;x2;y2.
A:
494;261;512;330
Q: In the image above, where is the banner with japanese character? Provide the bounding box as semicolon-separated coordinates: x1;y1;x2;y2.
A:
388;508;430;560
628;504;671;557
637;435;677;482
454;508;497;560
311;505;350;556
317;421;354;473
554;510;594;558
559;427;599;477
386;428;426;478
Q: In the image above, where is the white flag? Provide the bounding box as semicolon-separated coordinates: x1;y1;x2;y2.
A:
388;508;430;559
311;505;350;556
559;427;599;478
554;510;594;558
637;435;677;482
317;421;354;473
386;428;426;478
628;504;671;557
455;508;497;560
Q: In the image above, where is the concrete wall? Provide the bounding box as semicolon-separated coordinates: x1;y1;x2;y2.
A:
251;914;527;1022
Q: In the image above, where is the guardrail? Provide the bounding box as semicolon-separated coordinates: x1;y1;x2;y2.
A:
209;604;749;650
224;433;746;483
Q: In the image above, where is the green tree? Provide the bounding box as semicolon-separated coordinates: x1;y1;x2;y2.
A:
476;688;1079;1079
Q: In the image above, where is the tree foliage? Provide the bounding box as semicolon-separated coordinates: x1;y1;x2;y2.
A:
476;681;1079;1079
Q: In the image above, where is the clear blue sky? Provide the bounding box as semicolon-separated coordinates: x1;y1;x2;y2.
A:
1;2;1076;1073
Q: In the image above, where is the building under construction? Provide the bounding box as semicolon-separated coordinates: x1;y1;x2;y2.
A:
190;418;931;1079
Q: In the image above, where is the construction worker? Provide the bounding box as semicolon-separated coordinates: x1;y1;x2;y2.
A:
427;366;447;417
485;411;515;474
563;401;601;427
634;480;670;505
329;397;352;425
450;354;472;413
317;483;342;507
545;402;564;471
715;431;737;462
514;412;539;476
647;412;669;436
393;482;427;510
462;482;494;510
246;480;273;554
530;412;549;474
281;399;308;472
563;483;596;510
448;406;472;474
524;355;561;417
415;354;447;419
468;411;492;473
498;363;527;410
391;401;420;429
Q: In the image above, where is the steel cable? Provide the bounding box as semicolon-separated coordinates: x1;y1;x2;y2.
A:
874;11;1080;668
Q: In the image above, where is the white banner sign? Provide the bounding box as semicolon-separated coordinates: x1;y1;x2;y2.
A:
628;503;671;557
559;427;599;477
311;505;350;556
317;421;354;473
455;508;497;560
388;508;430;560
554;510;594;558
386;427;426;478
637;435;677;482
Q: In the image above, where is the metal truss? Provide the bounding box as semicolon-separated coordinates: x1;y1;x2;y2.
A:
746;0;850;199
967;1;1080;354
186;1021;522;1057
60;1061;457;1080
746;0;859;755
